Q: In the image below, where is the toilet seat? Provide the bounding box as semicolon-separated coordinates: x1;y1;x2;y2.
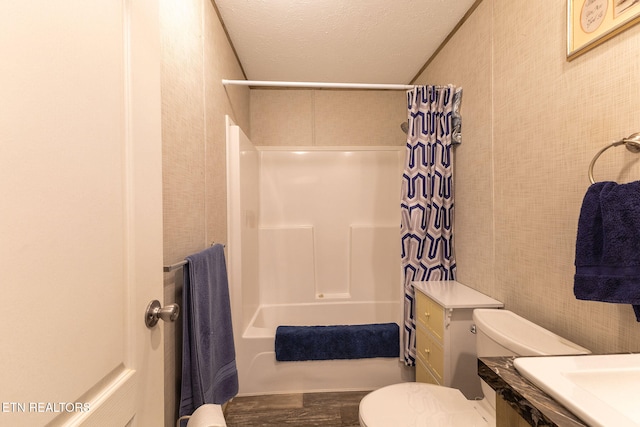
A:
359;383;492;427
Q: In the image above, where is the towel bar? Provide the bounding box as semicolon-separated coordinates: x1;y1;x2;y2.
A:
163;243;226;272
588;132;640;184
163;260;187;272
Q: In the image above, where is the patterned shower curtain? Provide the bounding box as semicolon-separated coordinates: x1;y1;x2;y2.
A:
400;85;462;366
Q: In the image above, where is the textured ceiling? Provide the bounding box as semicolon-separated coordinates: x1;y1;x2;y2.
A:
215;0;476;84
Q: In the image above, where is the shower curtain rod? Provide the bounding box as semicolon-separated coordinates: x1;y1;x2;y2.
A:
222;79;415;90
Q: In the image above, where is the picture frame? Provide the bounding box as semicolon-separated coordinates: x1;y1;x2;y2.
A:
567;0;640;59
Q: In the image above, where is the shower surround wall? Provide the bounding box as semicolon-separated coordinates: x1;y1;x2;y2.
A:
259;146;403;303
227;118;411;394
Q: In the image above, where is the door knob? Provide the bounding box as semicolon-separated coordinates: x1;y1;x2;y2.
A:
145;299;180;328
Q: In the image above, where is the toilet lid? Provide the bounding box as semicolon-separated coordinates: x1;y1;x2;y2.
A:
359;383;491;427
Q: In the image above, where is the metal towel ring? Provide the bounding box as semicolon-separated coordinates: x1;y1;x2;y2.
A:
588;132;640;184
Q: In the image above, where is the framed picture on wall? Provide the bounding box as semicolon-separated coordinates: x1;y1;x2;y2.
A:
567;0;640;59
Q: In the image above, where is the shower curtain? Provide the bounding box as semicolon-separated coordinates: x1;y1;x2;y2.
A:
400;85;462;366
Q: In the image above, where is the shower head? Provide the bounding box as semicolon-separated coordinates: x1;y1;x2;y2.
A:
400;121;408;134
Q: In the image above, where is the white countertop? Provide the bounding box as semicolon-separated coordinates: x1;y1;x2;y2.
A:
412;280;503;309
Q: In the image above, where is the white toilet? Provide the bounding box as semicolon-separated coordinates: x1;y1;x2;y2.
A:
177;404;227;427
359;309;590;427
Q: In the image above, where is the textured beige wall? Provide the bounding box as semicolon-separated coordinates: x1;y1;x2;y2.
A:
160;0;249;425
414;1;496;299
250;89;407;147
418;0;640;353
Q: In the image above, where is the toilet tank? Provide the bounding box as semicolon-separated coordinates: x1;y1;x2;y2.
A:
473;309;590;357
472;309;590;414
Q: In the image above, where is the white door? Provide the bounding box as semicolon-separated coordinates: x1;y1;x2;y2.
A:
0;1;164;426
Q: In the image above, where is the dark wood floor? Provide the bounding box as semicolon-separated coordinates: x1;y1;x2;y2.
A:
224;391;370;427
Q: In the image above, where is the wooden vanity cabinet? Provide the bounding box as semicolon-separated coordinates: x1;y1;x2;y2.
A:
413;280;503;399
496;396;532;427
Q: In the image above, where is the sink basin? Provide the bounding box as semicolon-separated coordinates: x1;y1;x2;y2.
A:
514;353;640;427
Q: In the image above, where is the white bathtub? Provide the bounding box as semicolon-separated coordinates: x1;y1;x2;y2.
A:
234;301;413;396
226;121;411;395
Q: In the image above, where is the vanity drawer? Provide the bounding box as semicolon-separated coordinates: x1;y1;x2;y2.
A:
416;357;440;386
413;281;504;399
415;291;444;341
416;326;444;381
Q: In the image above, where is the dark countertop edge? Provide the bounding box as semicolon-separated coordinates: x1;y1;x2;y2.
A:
478;357;588;427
